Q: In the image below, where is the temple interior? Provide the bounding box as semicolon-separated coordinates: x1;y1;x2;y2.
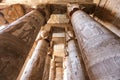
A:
0;0;120;80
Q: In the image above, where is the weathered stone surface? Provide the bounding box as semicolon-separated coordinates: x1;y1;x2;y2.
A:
0;4;25;24
71;10;120;80
0;10;45;80
63;30;87;80
20;40;49;80
3;0;93;6
42;55;51;80
94;0;120;28
0;13;7;25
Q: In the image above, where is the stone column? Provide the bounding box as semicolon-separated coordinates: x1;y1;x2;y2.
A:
63;30;85;80
42;55;51;80
19;40;49;80
68;4;120;80
0;10;46;80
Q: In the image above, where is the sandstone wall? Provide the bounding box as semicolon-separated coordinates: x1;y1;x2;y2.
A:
94;0;120;28
3;0;93;6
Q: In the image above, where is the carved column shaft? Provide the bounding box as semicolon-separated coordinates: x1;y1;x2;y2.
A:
42;55;51;80
0;10;46;80
20;40;49;80
63;31;85;80
69;6;120;80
